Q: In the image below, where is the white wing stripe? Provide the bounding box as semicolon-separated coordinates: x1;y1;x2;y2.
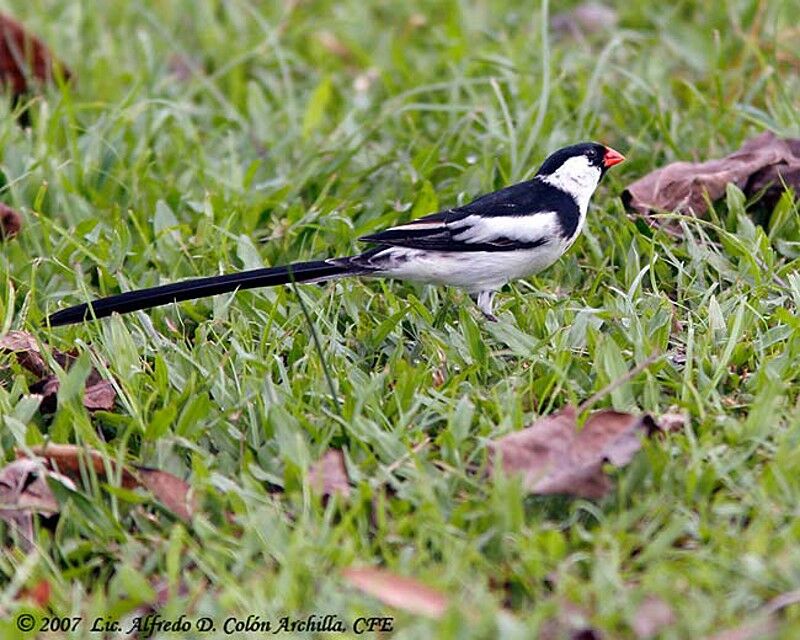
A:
452;212;560;244
389;221;445;231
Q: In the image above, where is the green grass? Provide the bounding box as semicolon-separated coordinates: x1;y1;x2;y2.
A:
1;0;800;637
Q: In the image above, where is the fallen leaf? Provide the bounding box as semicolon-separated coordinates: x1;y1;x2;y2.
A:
0;458;73;550
632;596;675;639
0;331;116;412
342;567;448;619
489;406;657;499
166;53;197;83
539;600;601;640
308;449;350;498
657;410;687;433
17;579;51;608
705;589;800;640
0;202;21;239
551;2;618;38
623;133;800;222
19;445;195;522
19;444;138;487
149;576;192;608
0;14;72;124
136;467;195;522
0;14;71;92
764;589;800;614
0;330;47;376
0;459;60;512
81;379;116;411
705;618;777;640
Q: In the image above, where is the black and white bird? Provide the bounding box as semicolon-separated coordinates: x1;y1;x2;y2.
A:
47;142;624;327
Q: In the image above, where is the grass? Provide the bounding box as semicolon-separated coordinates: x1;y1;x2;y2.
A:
1;0;800;637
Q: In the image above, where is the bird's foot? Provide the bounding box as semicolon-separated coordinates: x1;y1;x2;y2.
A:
472;290;498;322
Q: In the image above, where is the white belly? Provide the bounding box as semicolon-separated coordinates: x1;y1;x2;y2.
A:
375;241;567;293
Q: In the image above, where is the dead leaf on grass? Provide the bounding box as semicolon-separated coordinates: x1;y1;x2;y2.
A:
18;445;196;522
308;449;350;498
166;53;198;83
16;579;51;608
539;600;601;640
0;202;21;239
632;596;675;639
0;14;71;94
623;132;800;222
551;2;618;38
0;458;73;550
705;589;800;640
705;619;778;640
657;410;687;433
489;406;657;499
136;467;195;522
18;443;138;487
342;567;448;619
0;330;48;376
0;331;116;412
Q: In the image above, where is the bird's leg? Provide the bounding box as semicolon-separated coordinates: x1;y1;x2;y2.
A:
472;290;498;322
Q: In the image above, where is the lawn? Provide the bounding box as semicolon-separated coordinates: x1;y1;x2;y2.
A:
1;0;800;637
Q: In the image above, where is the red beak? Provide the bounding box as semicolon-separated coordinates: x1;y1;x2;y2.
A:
603;146;625;168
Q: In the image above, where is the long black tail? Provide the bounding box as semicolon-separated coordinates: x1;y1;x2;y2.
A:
47;259;353;327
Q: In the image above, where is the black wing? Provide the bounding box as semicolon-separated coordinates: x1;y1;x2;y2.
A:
358;179;576;252
359;208;470;250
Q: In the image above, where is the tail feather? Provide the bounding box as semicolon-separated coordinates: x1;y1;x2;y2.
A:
47;259;353;327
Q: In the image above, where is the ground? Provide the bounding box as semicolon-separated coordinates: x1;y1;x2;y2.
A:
1;0;800;638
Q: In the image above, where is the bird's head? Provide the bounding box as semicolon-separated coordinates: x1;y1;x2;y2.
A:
535;142;625;208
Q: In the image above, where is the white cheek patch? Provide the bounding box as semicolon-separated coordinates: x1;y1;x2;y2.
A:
540;156;601;213
452;212;560;244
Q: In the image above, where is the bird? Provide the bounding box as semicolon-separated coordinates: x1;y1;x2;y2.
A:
47;142;624;327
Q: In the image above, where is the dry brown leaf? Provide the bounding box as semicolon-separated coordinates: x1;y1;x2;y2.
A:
0;330;47;376
0;331;116;412
551;2;618;38
0;14;71;95
81;379;116;411
705;618;778;640
623;133;800;221
632;596;675;639
764;589;800;614
19;445;195;522
308;449;350;498
16;579;51;608
167;53;197;83
705;589;800;640
657;411;687;433
20;444;138;487
539;600;601;640
342;567;448;619
0;202;21;239
489;406;657;499
136;467;195;522
0;458;73;550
